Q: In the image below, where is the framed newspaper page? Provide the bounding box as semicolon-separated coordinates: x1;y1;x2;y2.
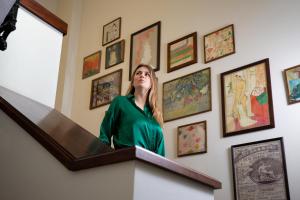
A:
231;137;290;200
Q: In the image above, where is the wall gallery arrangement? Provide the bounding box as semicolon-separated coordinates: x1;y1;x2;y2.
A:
81;17;295;198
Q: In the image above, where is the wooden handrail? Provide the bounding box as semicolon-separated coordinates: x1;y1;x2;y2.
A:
0;86;221;189
20;0;68;35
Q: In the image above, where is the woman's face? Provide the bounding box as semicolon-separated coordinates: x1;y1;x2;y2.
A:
133;66;152;91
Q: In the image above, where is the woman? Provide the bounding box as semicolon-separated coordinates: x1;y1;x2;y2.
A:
99;64;165;156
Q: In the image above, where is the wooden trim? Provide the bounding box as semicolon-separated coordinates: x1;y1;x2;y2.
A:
20;0;68;35
0;86;221;189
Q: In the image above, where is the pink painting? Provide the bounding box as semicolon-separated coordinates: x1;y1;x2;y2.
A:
177;121;207;157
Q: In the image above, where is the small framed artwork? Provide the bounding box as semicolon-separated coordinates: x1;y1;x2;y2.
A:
204;24;235;63
177;121;207;157
163;68;211;122
283;64;300;104
82;51;101;79
102;17;121;46
167;32;198;73
105;39;125;69
129;21;161;80
220;58;275;137
231;137;290;200
90;69;122;109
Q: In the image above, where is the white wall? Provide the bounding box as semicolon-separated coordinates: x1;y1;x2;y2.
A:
0;7;63;108
64;0;300;199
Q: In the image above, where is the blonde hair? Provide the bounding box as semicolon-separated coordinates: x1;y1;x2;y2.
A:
127;64;163;126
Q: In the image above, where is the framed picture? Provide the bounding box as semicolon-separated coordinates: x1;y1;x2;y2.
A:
102;17;121;46
82;51;101;79
220;58;275;137
90;69;122;109
105;39;125;69
129;21;161;80
231;137;290;200
177;120;207;157
283;64;300;104
167;32;198;73
163;68;211;122
204;24;235;63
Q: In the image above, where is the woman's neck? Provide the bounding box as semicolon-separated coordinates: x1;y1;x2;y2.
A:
134;89;148;110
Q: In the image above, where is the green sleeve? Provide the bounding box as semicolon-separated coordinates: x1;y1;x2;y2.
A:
155;132;165;157
99;97;120;145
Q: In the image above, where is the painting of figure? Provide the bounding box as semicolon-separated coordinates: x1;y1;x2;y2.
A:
221;59;274;136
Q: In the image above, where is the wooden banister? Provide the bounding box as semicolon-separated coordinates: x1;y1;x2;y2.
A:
0;86;221;189
20;0;68;35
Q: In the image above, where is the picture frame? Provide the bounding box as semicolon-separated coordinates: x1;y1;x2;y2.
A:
90;69;122;110
220;58;275;137
129;21;161;80
204;24;235;63
102;17;121;46
163;68;211;122
167;32;198;73
283;64;300;104
82;51;101;79
105;39;125;69
177;120;207;157
231;137;290;200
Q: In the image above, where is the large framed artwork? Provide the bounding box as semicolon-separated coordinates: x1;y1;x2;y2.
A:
220;58;275;137
163;68;211;122
204;24;235;63
283;64;300;104
102;17;121;46
90;69;122;110
231;137;290;200
129;21;161;80
105;39;125;69
167;32;198;73
177;120;207;157
82;51;101;79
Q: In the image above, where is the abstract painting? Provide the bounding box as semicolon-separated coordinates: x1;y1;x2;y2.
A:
204;24;235;63
105;39;125;69
90;69;122;109
82;51;101;79
167;32;197;73
129;21;160;80
102;17;121;46
283;64;300;104
221;58;275;137
163;68;211;122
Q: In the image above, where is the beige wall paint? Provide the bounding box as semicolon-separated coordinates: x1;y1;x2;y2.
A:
57;0;300;200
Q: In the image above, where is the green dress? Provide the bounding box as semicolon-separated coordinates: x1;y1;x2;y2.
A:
99;94;165;156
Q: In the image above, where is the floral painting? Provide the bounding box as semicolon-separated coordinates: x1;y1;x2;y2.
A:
204;24;235;63
221;59;275;137
163;68;211;122
177;121;207;157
